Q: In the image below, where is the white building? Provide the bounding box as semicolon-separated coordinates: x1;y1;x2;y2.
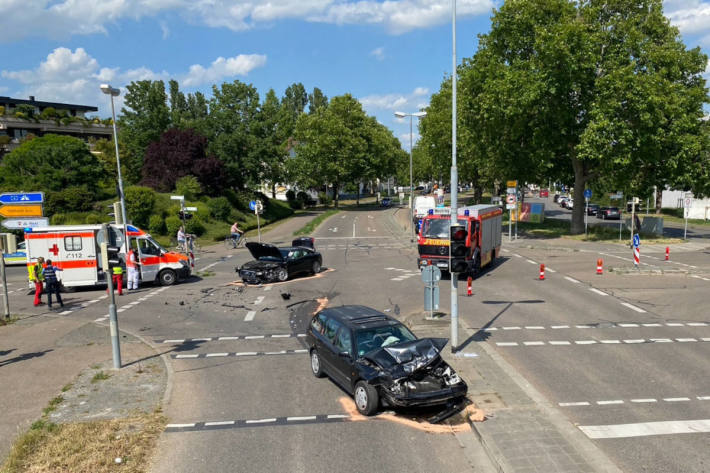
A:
661;189;710;220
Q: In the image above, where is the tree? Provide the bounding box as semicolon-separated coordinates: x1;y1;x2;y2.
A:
169;79;188;127
141;128;223;194
458;0;708;233
119;80;171;183
255;89;288;197
0;134;104;195
308;87;329;114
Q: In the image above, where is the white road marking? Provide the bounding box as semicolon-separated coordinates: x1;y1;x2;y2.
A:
564;276;580;284
265;350;287;355
597;400;624;405
580;419;710;439
218;337;240;341
559;402;590;407
205;353;229;357
246;418;277;424
687;322;707;327
254;296;264;305
546;267;557;273
525;326;545;330
621;302;646;313
264;286;273;292
496;342;519;346
650;338;673;343
702;338;710;342
271;334;291;338
513;254;522;258
327;414;349;419
205;421;235;426
192;338;212;341
164;339;186;343
167;423;196;428
623;339;646;344
663;397;691;402
589;288;608;296
642;323;662;327
576;325;593;329
551;325;569;329
698;396;710;401
600;340;621;344
94;317;106;323
575;340;597;345
117;308;126;313
296;334;306;337
523;341;545;346
631;399;657;403
236;352;258;356
175;354;199;359
549;341;571;345
676;338;697;343
526;259;537;264
287;416;317;422
502;326;521;330
293;349;308;353
618;323;639;327
666;323;684;327
59;310;72;315
245;335;264;339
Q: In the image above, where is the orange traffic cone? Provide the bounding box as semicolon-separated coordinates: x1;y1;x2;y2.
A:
665;247;670;261
539;264;545;280
596;259;603;275
467;276;473;296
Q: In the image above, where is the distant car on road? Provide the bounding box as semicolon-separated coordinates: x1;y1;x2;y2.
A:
553;193;560;203
307;305;467;416
599;207;621;220
237;241;322;284
2;240;26;265
566;199;574;209
539;189;549;198
558;197;569;208
380;198;392;207
586;204;600;216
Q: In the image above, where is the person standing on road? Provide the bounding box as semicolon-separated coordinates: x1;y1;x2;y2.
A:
110;264;124;296
29;257;45;306
177;226;186;251
230;221;243;248
43;259;64;310
126;247;139;291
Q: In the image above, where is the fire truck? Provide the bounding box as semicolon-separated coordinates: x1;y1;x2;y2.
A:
417;205;503;276
25;224;191;288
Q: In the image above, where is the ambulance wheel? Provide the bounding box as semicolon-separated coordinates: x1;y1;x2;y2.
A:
158;269;177;286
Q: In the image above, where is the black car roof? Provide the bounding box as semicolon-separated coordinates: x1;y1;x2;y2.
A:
318;305;401;330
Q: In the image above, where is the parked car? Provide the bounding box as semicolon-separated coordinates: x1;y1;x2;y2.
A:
566;199;574;209
599;207;621;220
307;305;467;416
586;204;600;216
380;198;392;207
2;240;26;265
539;189;549;198
237;241;322;283
558;197;569;208
553;193;560;203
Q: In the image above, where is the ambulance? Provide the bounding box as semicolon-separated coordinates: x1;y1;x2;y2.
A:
24;224;191;288
417;205;503;277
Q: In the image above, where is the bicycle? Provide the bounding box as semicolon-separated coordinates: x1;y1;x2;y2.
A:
186;234;201;253
225;233;247;249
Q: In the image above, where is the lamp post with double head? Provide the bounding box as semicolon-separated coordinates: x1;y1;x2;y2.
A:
100;84;129;254
394;110;427;237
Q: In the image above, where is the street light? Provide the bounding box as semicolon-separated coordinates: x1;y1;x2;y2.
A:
100;84;129;254
394;110;426;237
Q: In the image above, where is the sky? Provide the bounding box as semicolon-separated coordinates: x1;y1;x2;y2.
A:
1;0;709;151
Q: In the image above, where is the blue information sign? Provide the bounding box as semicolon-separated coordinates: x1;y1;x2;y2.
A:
249;200;256;211
0;192;44;204
633;234;640;247
583;189;592;199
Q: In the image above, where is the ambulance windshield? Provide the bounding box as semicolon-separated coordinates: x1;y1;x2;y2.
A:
422;219;468;239
137;237;164;256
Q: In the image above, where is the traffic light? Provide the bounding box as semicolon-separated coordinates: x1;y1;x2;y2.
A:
100;242;121;270
450;224;468;273
178;210;193;220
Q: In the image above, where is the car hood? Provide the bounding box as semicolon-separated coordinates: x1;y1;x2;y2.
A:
246;242;283;261
364;338;448;378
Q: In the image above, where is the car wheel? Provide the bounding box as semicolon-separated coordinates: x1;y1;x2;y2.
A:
354;380;379;416
312;260;321;275
276;268;288;282
310;349;325;378
158;269;177;286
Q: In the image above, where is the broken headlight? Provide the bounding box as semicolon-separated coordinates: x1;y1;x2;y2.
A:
442;366;462;386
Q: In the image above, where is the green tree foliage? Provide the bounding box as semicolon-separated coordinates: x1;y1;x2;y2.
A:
119;80;171;183
457;0;708;233
0;135;104;211
308;87;328;114
175;175;202;200
169;79;188;127
255;89;288;197
125;186;157;228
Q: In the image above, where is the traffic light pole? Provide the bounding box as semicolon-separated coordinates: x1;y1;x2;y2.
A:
102;225;122;369
0;250;9;319
449;0;459;352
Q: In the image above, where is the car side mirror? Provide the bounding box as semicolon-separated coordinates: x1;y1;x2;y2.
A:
339;350;351;359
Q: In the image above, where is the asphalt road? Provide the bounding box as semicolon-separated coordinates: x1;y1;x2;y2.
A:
3;206;708;472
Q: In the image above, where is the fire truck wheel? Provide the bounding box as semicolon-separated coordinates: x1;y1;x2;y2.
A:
158;269;177;286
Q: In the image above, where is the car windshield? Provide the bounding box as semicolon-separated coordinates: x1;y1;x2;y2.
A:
421;219;468;239
355;323;418;357
608;207;619;212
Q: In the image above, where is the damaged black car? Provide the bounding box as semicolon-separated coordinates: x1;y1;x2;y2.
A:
307;305;467;416
237;241;322;284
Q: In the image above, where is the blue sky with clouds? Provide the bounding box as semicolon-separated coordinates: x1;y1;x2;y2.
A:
1;0;708;150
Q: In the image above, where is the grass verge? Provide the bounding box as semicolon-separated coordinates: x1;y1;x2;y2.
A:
0;316;19;327
0;412;166;473
294;209;340;236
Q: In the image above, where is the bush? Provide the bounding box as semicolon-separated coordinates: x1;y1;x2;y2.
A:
16;104;36;118
318;192;332;207
125;186;156;228
165;216;182;239
289;199;304;210
0;105;5;115
84;212;106;224
0;135;10;145
148;214;166;234
185;216;206;236
46;186;94;214
207;197;232;221
40;107;56;120
175;176;202;200
286;189;296;202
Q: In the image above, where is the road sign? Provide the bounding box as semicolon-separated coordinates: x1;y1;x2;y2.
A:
506;187;517;194
0;192;44;204
185;206;198;212
684;197;692;208
506;180;518;188
584;189;592;199
506;204;516;210
421;265;442;284
633;234;640;248
249;200;257;211
1;217;49;229
170;195;184;201
506;194;516;205
0;204;43;218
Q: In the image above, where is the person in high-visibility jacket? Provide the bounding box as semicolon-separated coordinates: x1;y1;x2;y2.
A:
126;248;139;291
29;257;45;306
111;265;124;296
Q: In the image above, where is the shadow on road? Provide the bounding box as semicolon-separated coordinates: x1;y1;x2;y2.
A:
0;349;53;368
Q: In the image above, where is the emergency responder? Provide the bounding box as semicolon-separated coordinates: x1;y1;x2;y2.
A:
29;257;45;306
43;259;64;310
126;247;139;291
109;263;124;296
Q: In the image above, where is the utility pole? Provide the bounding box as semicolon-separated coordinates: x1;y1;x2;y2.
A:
450;0;459;352
0;246;9;319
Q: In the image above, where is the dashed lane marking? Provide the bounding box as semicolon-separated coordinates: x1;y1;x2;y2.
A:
244;311;256;322
171;349;308;359
264;285;272;291
166;415;351;432
589;288;608;296
621;302;647;313
564;276;580;284
495;338;710;347
254;296;265;305
560;396;709;407
478;321;708;332
526;259;537;265
579;419;710;439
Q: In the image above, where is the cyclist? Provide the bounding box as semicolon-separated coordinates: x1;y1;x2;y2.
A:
229;221;243;248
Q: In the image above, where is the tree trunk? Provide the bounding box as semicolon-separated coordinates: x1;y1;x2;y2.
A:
271;183;276;199
570;156;587;234
474;187;483;204
333;182;339;208
655;186;663;214
356;182;360;207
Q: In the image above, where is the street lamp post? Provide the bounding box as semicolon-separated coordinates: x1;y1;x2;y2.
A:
394;111;426;238
450;0;460;351
100;84;129;253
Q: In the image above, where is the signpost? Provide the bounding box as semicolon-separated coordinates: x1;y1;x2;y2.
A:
630;197;639;247
1;217;49;230
0;204;43;218
633;234;640;269
506;183;517;242
684;193;692;240
584;189;592;235
250;200;264;242
0;192;44;204
422;265;441;320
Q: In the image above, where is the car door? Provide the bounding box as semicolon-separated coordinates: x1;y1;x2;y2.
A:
319;318;344;381
290;249;308;274
331;327;355;391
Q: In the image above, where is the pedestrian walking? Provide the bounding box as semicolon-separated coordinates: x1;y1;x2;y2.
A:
177;226;186;252
111;264;124;296
29;257;45;306
43;259;64;310
126;248;140;291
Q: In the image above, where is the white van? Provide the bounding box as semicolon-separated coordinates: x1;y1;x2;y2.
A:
413;196;436;218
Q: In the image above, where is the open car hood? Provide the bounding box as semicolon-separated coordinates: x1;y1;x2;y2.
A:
246;242;283;261
364;338;448;378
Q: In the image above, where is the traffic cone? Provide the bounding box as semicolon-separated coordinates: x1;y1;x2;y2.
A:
467;276;473;296
539;264;545;281
665;247;670;261
596;259;603;275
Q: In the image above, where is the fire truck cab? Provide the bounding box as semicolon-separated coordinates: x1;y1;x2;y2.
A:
25;224;191;288
417;205;503;276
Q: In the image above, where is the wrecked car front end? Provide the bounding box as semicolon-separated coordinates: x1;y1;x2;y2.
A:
237;261;284;284
361;338;467;408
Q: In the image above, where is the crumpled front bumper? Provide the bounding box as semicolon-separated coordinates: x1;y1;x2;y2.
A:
380;381;468;408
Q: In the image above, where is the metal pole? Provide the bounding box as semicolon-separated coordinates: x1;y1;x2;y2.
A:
0;249;9;319
257;209;261;243
585;199;588;235
450;0;459;352
630;198;635;247
684;214;688;240
409;115;414;237
514;202;518;239
109;95;130;254
102;225;122;369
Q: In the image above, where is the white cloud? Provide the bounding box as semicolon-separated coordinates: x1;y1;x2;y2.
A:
160;20;170;39
1;46;267;115
0;0;494;42
665;1;710;36
370;47;385;61
413;87;429;96
359;87;431;114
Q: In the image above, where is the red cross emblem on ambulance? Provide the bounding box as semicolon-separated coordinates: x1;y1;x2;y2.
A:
49;244;59;256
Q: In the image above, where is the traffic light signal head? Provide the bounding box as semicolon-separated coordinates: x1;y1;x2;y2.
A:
178;210;193;220
450;224;468;273
100;242;122;270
